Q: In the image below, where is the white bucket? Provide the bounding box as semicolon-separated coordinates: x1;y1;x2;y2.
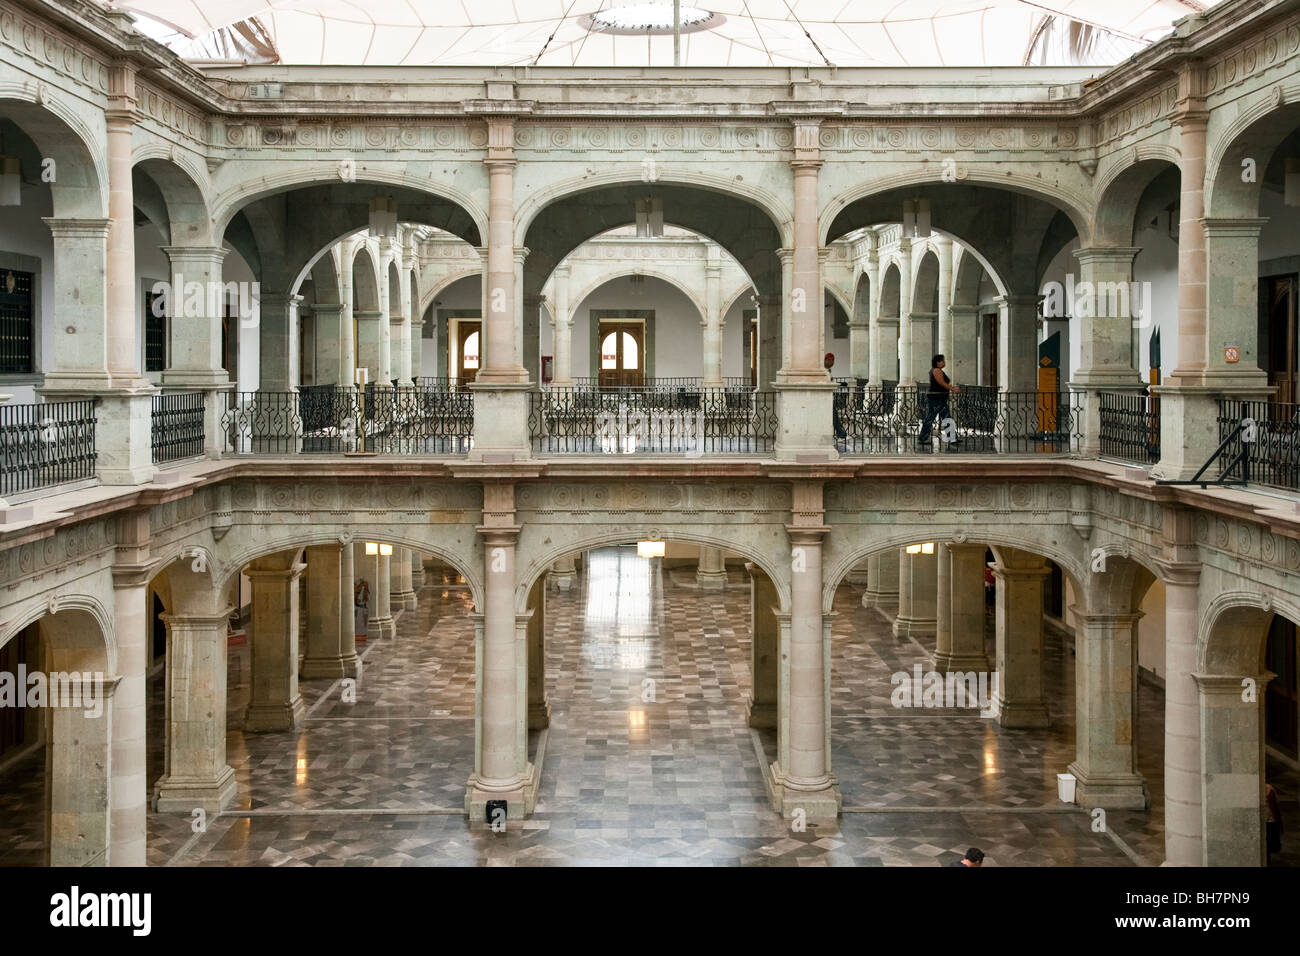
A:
1057;772;1077;804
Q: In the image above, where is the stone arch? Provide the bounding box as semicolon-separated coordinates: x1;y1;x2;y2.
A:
821;526;1085;614
515;527;791;615
514;169;793;251
880;262;901;317
723;284;756;317
211;165;486;242
0;94;106;218
1199;590;1296;675
912;247;940;314
352;243;380;312
132;150;214;246
1092;156;1181;248
387;258;401;316
569;269;707;321
421;267;483;317
1206;97;1300;219
0;593;116;674
824;283;853;321
821;170;1093;247
214;529;483;615
289;227;368;296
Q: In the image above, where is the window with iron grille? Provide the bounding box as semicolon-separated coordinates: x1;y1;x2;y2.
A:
0;269;33;374
145;288;166;372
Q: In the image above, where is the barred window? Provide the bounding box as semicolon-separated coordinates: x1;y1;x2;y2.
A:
0;269;33;374
145;288;166;372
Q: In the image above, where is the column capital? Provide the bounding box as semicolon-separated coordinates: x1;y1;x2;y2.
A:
476;525;521;546
43;217;111;239
1191;672;1273;695
161;245;230;263
1153;559;1201;587
1200;216;1269;238
111;564;151;590
513;246;530;266
992;293;1040;309
785;525;829;545
1072;246;1140;266
244;561;306;582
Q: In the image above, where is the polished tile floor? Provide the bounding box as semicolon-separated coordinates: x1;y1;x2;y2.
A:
2;548;1298;866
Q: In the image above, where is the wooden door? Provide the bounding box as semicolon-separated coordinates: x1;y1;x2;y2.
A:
1266;616;1298;756
456;320;481;389
1266;276;1296;406
598;321;644;388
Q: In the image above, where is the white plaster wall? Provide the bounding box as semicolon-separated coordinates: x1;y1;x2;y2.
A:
1137;576;1166;680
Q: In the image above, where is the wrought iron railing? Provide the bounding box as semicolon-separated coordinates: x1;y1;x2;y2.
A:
0;399;97;495
530;386;776;454
839;388;1080;455
1217;398;1300;490
151;391;206;463
221;386;473;455
1098;390;1160;465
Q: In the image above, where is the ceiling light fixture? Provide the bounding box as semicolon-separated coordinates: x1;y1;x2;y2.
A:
586;4;720;35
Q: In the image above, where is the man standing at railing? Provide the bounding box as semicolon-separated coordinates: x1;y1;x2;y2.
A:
918;354;960;450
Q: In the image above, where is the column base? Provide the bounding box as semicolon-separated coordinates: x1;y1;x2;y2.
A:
465;763;538;827
932;652;991;673
862;588;898;608
695;570;728;590
243;695;306;732
410;568;425;588
1067;762;1149;810
528;699;551;731
766;762;842;822
993;695;1050;729
391;589;417;611
892;615;936;639
746;697;777;730
369;615;396;639
300;655;357;680
341;653;360;678
152;766;237;814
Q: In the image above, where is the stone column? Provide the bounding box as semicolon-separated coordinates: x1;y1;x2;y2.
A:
45;669;116;866
466;486;536;819
105;94;146;390
934;543;990;672
993;294;1040;393
340;240;357;385
862;550;900;608
747;563;779;729
758;292;782;391
1162;562;1203;866
477;120;525;384
301;543;358;678
703;246;724;386
936;237;954;360
258;292;301;393
244;552;307;732
354;310;382;384
897;240;915;382
1068;609;1148;808
378;256;393;387
152;558;237;813
866;255;885;386
40;219;111;391
696;546;727;590
523;293;545;383
876;316;900;385
1196;672;1270;866
949;306;979;386
1070;248;1145;457
109;555;149;865
398;261;414;386
391;545;416;610
339;541;359;677
933;543;952;664
312;304;346;385
410;548;425;590
773;521;840;819
162;245;234;457
908;311;936;382
893;547;937;640
775;123;835;458
526;576;549;731
550;265;572;385
370;551;395;639
992;548;1050;728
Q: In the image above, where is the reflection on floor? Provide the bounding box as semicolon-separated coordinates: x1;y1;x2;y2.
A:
1;548;1298;865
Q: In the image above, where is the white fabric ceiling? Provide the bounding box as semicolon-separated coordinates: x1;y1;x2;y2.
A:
115;0;1212;67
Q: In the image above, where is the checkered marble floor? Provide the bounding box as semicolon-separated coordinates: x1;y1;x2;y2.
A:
2;547;1298;866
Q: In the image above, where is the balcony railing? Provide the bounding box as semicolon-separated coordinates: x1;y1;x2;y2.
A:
222;385;473;455
1098;389;1160;465
530;386;776;454
0;399;97;496
839;388;1080;455
151;391;206;464
1218;398;1300;490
